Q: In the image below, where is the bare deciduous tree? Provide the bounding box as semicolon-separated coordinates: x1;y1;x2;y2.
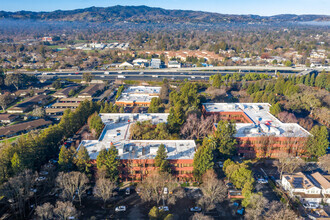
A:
205;87;227;101
191;212;214;220
265;201;297;220
137;171;184;205
277;111;298;123
319;154;330;174
275;155;305;179
0;169;37;219
198;170;227;211
35;203;54;220
0;93;13;111
180;114;216;140
32;107;45;118
53;201;77;220
56;171;89;205
245;194;268;220
93;177;116;208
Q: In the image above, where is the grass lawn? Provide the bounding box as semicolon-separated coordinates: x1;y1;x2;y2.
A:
0;134;27;144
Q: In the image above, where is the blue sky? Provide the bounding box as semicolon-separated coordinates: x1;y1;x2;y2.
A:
1;0;329;15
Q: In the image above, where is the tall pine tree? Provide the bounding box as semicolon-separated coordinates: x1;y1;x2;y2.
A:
155;144;170;173
75;145;91;174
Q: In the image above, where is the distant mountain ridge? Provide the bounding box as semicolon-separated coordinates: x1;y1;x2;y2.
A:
0;5;329;23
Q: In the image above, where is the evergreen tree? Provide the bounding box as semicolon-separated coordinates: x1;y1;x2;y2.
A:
214;120;237;157
148;97;162;113
167;104;185;133
104;102;109;113
58;146;75;171
75;145;91;174
155;144;170;173
99;105;104;113
119;106;125;113
193;140;214;180
315;71;329;90
304;74;310;86
11;152;22;174
307;125;329;157
299;75;305;84
96;146;119;181
310;73;315;87
211;74;222;88
270;102;282;116
108;102;114;113
267;93;276;104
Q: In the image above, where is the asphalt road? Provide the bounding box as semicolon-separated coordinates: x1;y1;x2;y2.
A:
35;68;304;81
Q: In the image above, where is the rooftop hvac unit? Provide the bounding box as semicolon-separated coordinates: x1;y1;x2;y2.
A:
270;127;281;135
250;128;259;134
253;105;260;111
260;124;269;133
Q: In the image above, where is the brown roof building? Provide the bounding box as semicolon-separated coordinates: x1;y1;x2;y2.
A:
0;119;52;138
7;95;50;114
0;114;19;123
53;86;80;98
77;84;104;98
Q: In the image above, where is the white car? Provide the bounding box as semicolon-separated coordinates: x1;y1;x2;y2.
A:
115;206;126;212
158;206;169;212
36;176;46;181
257;179;268;184
303;202;319;209
190;207;202;212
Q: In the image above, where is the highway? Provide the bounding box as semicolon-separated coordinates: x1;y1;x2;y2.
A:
33;67;308;81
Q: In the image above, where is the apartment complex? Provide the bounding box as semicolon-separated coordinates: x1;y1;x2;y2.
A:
0;119;52;138
115;86;161;107
77;84;104;98
282;172;330;205
203;103;311;158
7;95;50;113
79;113;196;182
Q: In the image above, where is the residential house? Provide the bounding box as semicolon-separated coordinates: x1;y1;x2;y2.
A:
282;172;330;205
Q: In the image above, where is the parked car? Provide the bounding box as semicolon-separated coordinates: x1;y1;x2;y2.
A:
125;187;130;195
190;207;202;212
226;182;234;188
237;208;245;215
218;161;224;168
158;206;169;212
36;176;46;181
115;206;126;212
257;178;268;184
303;202;319;209
39;171;49;176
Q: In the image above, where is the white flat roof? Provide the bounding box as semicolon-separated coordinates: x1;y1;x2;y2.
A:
116;86;161;103
206;103;311;138
78;113;196;160
123;86;161;95
116;95;159;103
